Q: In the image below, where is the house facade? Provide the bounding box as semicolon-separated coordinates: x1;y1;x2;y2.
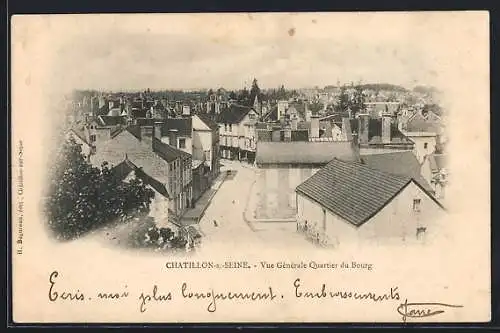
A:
218;104;258;162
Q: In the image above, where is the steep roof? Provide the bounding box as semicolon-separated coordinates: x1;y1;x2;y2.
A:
113;159;171;198
256;141;359;165
406;112;442;133
296;158;442;227
68;126;91;146
152;137;191;162
90;130;172;184
217;104;253;124
361;151;433;193
196;113;219;131
97;115;127;127
161;118;192;137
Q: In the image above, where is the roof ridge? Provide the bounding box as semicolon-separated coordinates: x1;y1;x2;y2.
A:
331;158;412;183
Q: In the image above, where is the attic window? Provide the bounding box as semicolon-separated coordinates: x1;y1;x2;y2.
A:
412;199;421;212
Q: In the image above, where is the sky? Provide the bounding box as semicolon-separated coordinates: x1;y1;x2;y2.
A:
25;12;487;92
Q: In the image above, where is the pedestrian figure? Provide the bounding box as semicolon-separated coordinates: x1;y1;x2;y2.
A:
232;200;235;204
213;220;218;227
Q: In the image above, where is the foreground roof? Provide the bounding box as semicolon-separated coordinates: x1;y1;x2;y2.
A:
361;151;434;193
114;159;171;198
296;158;441;227
255;141;359;165
90;130;173;184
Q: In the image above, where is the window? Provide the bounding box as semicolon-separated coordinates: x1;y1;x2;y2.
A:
413;199;421;212
179;138;186;149
169;164;172;172
248;113;255;120
224;124;227;132
89;134;96;142
424;142;428;149
204;150;210;160
229;124;232;132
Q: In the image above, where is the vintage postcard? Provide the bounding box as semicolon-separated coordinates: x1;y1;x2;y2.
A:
11;12;490;323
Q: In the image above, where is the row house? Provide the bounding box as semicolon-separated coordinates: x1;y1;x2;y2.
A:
89;123;193;223
217;104;259;162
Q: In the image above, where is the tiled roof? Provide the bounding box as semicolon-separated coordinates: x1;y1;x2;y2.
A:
114;159;171;198
256;141;359;165
217;104;253;124
296;158;414;226
152;137;191;162
361;151;433;193
196;113;219;131
97;114;126;127
262;106;278;121
406;112;442;133
68;126;91;146
90;130;172;184
161;118;192;137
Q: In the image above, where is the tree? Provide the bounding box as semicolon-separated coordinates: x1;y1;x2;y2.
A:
351;85;366;115
250;78;261;104
277;85;287;100
334;85;350;113
238;87;250;106
45;136;155;241
228;91;237;100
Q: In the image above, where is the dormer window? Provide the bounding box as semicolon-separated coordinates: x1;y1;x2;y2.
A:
413;199;421;212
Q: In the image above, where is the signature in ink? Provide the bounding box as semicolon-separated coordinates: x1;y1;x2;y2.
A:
397;299;463;322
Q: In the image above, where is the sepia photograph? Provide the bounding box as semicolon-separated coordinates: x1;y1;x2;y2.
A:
10;12;490;324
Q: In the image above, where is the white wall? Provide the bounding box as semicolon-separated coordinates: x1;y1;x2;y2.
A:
297;181;445;247
149;192;170;228
407;134;437;163
192;130;212;162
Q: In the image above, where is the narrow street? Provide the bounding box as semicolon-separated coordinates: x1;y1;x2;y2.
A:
198;160;311;252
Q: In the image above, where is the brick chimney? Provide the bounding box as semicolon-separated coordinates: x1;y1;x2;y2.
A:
154;121;163;140
169;129;178;148
358;113;370;144
310;115;320;139
382;112;392;144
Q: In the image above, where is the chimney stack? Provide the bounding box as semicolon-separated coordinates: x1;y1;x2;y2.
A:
358;113;370;144
284;124;292;142
154;121;163;140
169;129;178;148
341;117;353;141
271;126;281;142
382;112;392;144
310;115;320;139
